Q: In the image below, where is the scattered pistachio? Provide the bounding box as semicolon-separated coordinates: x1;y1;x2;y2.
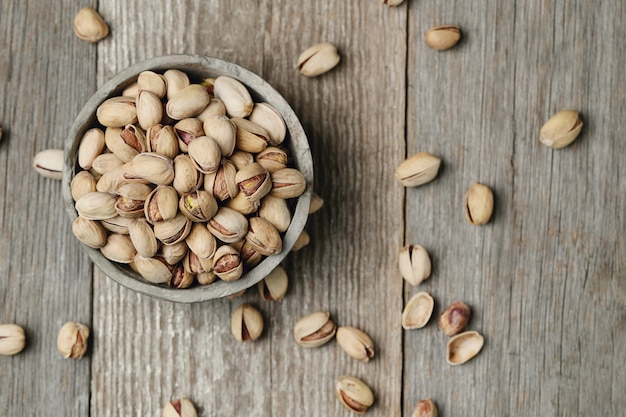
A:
395;152;441;187
33;149;63;180
398;244;432;286
293;311;336;348
73;7;109;43
424;25;462;51
231;303;264;342
446;330;485;365
57;321;90;359
162;397;198;417
0;324;26;356
309;192;324;214
539;110;583;148
291;229;310;251
258;265;288;301
464;182;494;225
297;42;341;77
412;399;438;417
402;292;434;330
335;375;375;414
439;301;471;336
336;326;375;362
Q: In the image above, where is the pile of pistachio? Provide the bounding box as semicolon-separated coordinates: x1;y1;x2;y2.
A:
70;70;307;288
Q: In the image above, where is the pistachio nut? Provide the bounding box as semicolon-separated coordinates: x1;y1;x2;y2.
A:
309;192;324;214
240;240;263;268
33;149;63;180
213;76;254;118
153;213;192;245
122;82;140;98
207;207;248;243
133;254;173;284
163;69;190;100
101;215;133;234
235;163;272;202
179;190;218;222
412;399;438;417
336;326;375;363
204;159;239;201
144;185;179;223
187;136;221;174
100;233;137;263
291;229;310;251
259;195;291;233
446;330;485;365
270;168;306;199
258;265;288;301
128;218;159;258
73;7;109;43
0;324;26;356
137;71;167;98
184;250;213;274
212;245;243;281
464;182;494;225
425;25;462;51
160;240;188;265
115;183;153;218
231;117;270;153
78;128;106;169
293;311;336;348
226;192;260;215
96;96;137;128
203;114;236;157
146;124;179;159
172;154;203;195
71;171;97;201
72;216;108;249
166;84;211;120
539;109;583;148
297;42;341;77
201;77;216;95
75;191;118;220
91;152;124;175
402;292;434;330
248;102;286;146
382;0;405;6
95;165;128;194
398;244;432;286
229;150;254;170
163;397;198;417
105;125;145;162
174;117;204;153
245;217;282;256
439;301;471;336
185;223;217;259
130;152;175;185
136;90;163;130
231;303;264;342
57;321;90;359
256;147;288;173
197;98;227;122
395;152;441;187
335;375;375;414
170;264;195;289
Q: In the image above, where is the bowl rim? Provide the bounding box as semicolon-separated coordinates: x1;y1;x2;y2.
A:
62;54;312;303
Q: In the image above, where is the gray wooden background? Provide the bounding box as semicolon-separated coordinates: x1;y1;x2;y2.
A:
1;0;624;416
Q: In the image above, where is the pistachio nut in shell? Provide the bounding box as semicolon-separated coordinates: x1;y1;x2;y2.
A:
173;154;203;195
75;191;118;220
245;216;282;256
136;90;163;130
259;195;291;233
197;97;227;122
248;102;287;145
309;192;324;214
336;326;375;363
297;42;341;77
213;76;254;118
185;223;217;259
235;162;272;202
72;216;107;249
446;330;485;365
71;171;97;201
0;324;26;356
163;397;198;417
256;146;288;174
207;207;248;243
187;136;222;174
539;110;583;149
179;190;218;222
128;218;159;258
398;244;431;286
122;82;140;98
226;191;260;215
115;183;153;218
424;25;461;51
335;375;375;414
204;159;239;201
78;128;106;169
184;250;213;274
231;117;270;153
91;152;124;175
137;70;167;98
105;125;145;162
203;114;237;157
96;96;137;128
439;301;471;336
174;117;204;152
170;264;194;289
212;244;243;281
144;185;179;223
291;229;311;251
258;265;288;301
160;240;188;265
293;311;336;348
73;7;109;43
153;213;192;245
57;321;90;359
412;399;438;417
146;124;179;159
163;69;190;100
395;152;441;187
229;150;254;170
402;292;434;330
270;168;306;199
131;152;175;185
464;182;494;225
100;233;137;263
101;215;133;234
133;254;173;284
231;303;264;342
33;149;63;180
240;240;263;268
166;84;211;120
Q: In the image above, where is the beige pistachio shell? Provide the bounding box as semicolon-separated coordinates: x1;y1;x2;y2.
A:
166;84;211;120
309;192;324;214
146;124;179;159
33;149;63;180
95;165;126;194
336;326;375;363
399;244;432;286
137;71;167;98
115;183;153;218
163;397;197;417
100;233;137;263
184;250;213;274
153;213;192;245
334;375;375;414
446;330;485;365
231;117;269;153
73;7;109;43
231;303;264;342
424;25;462;51
291;229;310;251
91;153;124;175
0;324;26;356
256;147;288;174
75;191;118;220
539;110;583;148
187;136;222;174
71;171;97;201
104;125;145;162
172;154;203;195
174;117;205;152
163;69;190;100
259;195;291;233
229;150;254;170
101;216;133;234
197;98;227;122
203;114;236;157
78;128;106;169
212;245;243;281
122;82;140;98
56;321;90;359
130;152;174;185
235;163;272;202
72;216;108;249
128;218;159;258
464;182;494;225
248;102;286;146
179;190;218;222
185;223;217;259
213;76;254;118
144;185;179;223
136;90;163;130
240;240;263;268
402;292;434;329
204;159;239;201
96;96;137;128
169;264;195;289
207;207;248;243
270;168;306;199
245;217;282;256
226;192;260;215
412;399;438;417
297;42;341;77
258;265;288;301
160;240;188;265
133;254;173;284
395;152;441;187
293;311;336;348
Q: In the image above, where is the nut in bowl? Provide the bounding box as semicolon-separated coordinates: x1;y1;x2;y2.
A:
63;55;313;302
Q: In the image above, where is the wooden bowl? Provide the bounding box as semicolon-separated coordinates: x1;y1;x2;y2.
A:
62;55;312;303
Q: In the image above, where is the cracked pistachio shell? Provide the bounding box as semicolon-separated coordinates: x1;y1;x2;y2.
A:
335;375;375;414
402;292;434;330
197;98;227;122
33;149;63;180
232;117;269;153
179;190;218;222
100;233;137;263
259;195;291;233
185;223;217;259
163;69;190;100
91;153;124;175
229;150;254;170
174;118;204;152
309;192;324;214
464;182;494;225
240;240;263;268
57;321;90;359
72;216;107;249
101;216;133;234
270;168;306;199
235;163;272;202
213;76;254;118
115;183;153;218
412;399;438;417
539;110;583;148
226;192;260;215
336;326;375;363
160;240;188;265
75;191;118;220
73;7;109;43
256;147;288;174
0;324;26;356
203;114;236;157
136;90;163;130
425;25;462;51
169;264;194;289
96;96;137;128
130;153;175;185
184;250;213;274
166;84;211;120
173;154;203;195
137;71;167;98
133;254;173;284
71;171;97;201
153;213;192;245
204;159;239;201
446;330;485;365
78;128;105;169
245;217;282;256
249;102;286;146
128;218;159;258
207;207;248;243
187;136;221;174
104;125;146;162
201;77;216;95
395;152;441;187
291;229;310;251
212;244;243;282
297;42;341;77
144;186;179;223
146;124;179;159
439;301;471;336
258;265;288;301
399;244;432;286
163;397;198;417
293;311;336;348
231;303;264;342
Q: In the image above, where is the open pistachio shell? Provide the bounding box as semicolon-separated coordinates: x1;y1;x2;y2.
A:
187;136;221;174
446;330;485;365
144;185;179;224
258;265;288;301
100;234;137;264
133;254;173;284
72;216;107;249
336;326;375;363
398;244;432;286
245;217;282;256
207;207;248;243
293;311;336;348
335;375;375;414
248;102;286;146
402;292;434;330
128;218;159;258
153;213;192;245
203;114;236;157
185;223;217;259
212;245;243;282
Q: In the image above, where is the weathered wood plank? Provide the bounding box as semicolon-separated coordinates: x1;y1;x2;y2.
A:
0;1;95;415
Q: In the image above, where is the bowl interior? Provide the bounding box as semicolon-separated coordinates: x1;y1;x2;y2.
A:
63;55;312;303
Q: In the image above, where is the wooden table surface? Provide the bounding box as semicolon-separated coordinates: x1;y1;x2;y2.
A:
2;0;625;416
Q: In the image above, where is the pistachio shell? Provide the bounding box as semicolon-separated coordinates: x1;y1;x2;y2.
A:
169;264;194;289
212;245;243;282
464;182;494;225
0;324;26;356
245;217;282;256
231;303;263;342
207;207;248;243
187;136;222;174
33;149;63;180
185;223;217;259
104;125;145;162
270;168;306;199
73;7;109;43
72;216;108;249
297;42;341;77
446;330;485;365
78;128;106;169
144;185;179;223
240;240;263;268
395;152;441;187
259;195;291;233
539;110;583;148
293;311;336;348
412;399;438;417
137;71;167;98
226;192;260;215
160;240;188;265
231;117;269;153
229;150;254;170
235;163;272;202
398;244;432;286
291;229;310;251
122;82;140;98
75;191;118;220
424;25;462;51
213;76;254;118
248;102;287;146
101;216;133;234
172;154;203;195
258;265;288;301
128;218;159;258
133;254;173;284
91;153;124;175
309;192;324;214
204;159;239;201
100;233;137;263
136;90;163;130
174;117;204;152
96;96;137;128
163;69;190;100
178;190;218;222
130;153;174;185
71;171;97;201
153;213;192;245
334;375;374;414
256;147;288;173
202;114;236;157
146;124;179;159
196;98;227;122
166;84;211;120
336;326;375;363
402;292;434;329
